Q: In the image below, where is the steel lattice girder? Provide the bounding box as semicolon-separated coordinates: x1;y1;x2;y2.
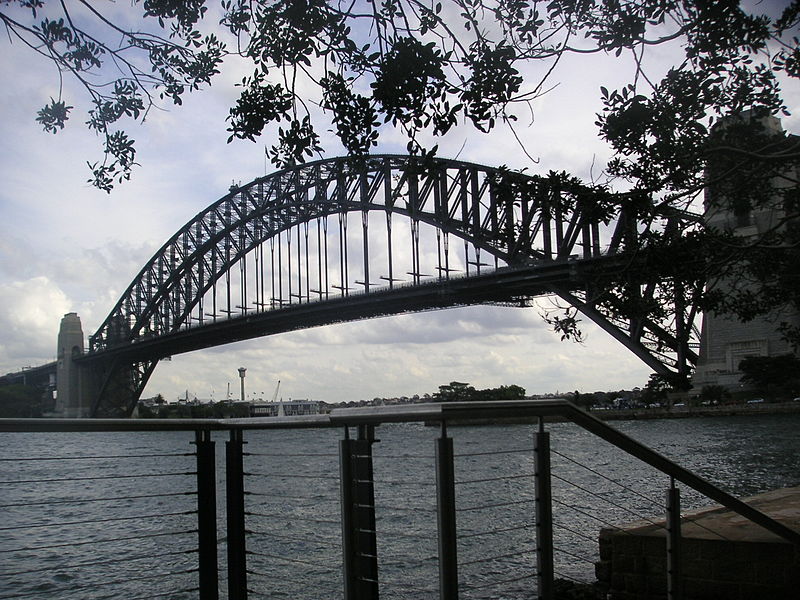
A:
82;155;700;417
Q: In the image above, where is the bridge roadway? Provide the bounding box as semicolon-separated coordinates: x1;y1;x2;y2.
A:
76;256;626;365
0;362;56;387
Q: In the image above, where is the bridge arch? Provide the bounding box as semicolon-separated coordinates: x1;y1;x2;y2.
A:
83;155;698;416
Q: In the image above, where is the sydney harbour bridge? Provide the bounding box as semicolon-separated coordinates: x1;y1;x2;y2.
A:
5;155;703;417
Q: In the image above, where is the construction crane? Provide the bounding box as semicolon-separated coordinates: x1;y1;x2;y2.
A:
271;380;281;403
271;380;285;417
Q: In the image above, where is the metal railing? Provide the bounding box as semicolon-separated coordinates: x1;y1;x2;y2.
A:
0;429;205;600
1;400;798;600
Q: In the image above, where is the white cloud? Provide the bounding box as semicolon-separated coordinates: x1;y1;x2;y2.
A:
0;277;71;369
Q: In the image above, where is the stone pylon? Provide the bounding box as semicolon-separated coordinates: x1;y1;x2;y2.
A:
55;312;88;417
692;114;800;390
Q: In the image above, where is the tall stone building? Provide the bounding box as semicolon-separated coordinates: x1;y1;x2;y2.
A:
691;114;799;391
55;312;88;417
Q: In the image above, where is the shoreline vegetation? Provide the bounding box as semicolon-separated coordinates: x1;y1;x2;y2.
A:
136;396;799;423
586;400;800;421
3;379;799;420
440;400;800;426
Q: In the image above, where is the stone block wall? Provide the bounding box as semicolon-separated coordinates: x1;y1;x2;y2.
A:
596;529;799;600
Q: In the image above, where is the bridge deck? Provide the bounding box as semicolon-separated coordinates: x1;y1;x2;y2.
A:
80;258;623;363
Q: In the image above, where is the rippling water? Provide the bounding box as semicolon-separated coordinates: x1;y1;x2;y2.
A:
1;413;799;599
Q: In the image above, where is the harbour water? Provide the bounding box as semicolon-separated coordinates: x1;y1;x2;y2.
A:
1;413;799;599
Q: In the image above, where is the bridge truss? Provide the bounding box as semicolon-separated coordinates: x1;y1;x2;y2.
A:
83;155;702;416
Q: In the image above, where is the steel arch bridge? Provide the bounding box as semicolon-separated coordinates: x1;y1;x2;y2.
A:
79;155;701;417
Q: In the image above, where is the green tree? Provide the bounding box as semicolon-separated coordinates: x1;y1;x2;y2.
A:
699;384;731;404
137;404;156;418
641;374;669;406
490;384;526;400
739;354;800;397
435;381;476;402
434;382;525;401
5;1;796;191
571;390;594;409
0;385;43;417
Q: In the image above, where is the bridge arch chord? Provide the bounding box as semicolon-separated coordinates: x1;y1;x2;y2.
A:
557;283;701;383
89;156;619;353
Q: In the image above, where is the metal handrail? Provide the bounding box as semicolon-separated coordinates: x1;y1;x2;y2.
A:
0;414;334;432
2;399;798;546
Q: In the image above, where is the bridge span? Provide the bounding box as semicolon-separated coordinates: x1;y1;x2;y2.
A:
8;155;702;416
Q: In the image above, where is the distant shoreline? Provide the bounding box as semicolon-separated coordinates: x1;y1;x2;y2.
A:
587;401;800;421
436;400;800;426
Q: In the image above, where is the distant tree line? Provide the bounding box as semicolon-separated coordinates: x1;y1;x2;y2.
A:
433;382;526;403
572;387;651;410
0;385;46;417
738;354;800;399
137;399;251;419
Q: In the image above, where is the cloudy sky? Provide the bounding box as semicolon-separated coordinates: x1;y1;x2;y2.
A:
1;3;797;404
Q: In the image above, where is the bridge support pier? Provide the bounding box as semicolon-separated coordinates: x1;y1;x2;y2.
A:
85;359;158;418
55;313;90;417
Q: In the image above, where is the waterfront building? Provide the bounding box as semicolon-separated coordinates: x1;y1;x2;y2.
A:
692;114;800;391
250;398;320;417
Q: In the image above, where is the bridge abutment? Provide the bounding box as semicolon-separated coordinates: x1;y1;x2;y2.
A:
55;313;91;418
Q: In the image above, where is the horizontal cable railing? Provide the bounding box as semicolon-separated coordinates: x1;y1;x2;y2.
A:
0;433;201;600
372;431;439;599
453;435;538;599
1;399;797;600
545;427;672;589
240;428;342;599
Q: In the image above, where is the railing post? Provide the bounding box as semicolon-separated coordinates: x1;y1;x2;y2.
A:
534;419;554;600
436;420;459;600
195;429;219;600
340;427;357;599
666;478;683;600
340;425;379;600
226;428;247;600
